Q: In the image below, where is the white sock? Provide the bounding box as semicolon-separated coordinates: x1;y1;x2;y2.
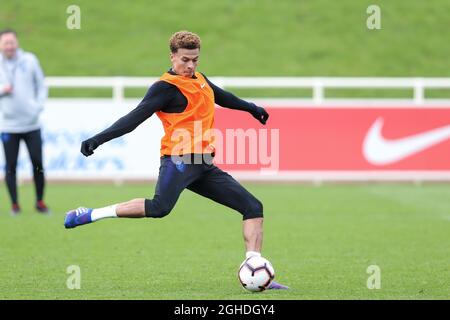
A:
91;204;118;222
246;251;261;259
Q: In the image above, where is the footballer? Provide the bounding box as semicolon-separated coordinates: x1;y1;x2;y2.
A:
64;31;288;290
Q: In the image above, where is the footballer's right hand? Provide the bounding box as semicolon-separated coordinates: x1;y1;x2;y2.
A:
80;138;99;156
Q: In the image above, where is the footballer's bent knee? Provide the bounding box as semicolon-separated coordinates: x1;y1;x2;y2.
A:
242;198;264;220
144;198;173;218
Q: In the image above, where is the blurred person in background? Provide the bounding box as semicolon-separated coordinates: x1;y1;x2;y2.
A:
0;29;49;214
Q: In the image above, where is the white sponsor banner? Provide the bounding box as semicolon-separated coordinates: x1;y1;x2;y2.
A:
3;98;450;182
0;99;164;180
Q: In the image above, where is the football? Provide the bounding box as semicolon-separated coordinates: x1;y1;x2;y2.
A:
238;256;275;292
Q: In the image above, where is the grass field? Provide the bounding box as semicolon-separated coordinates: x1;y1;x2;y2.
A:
1;0;449;100
1;0;449;78
0;183;448;299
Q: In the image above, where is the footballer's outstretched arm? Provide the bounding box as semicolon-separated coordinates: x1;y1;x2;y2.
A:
80;81;171;156
203;74;269;125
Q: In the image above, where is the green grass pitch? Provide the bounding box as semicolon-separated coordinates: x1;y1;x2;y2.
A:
1;0;449;78
0;182;448;299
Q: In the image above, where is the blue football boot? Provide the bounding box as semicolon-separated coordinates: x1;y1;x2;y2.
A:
268;281;290;290
64;207;93;229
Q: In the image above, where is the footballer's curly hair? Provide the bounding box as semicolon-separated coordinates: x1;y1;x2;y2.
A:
169;31;201;53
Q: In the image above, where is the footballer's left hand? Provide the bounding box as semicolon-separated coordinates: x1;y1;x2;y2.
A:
252;105;269;125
